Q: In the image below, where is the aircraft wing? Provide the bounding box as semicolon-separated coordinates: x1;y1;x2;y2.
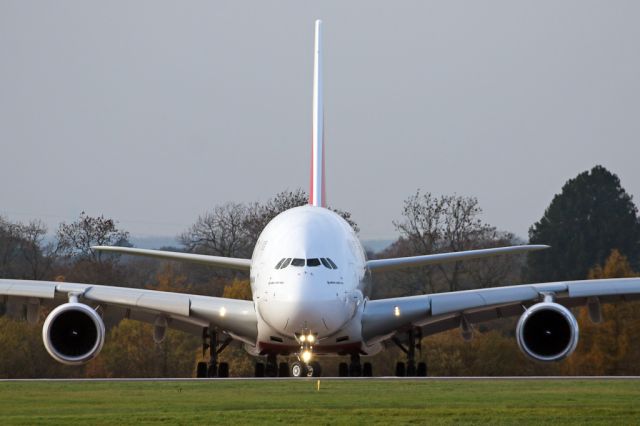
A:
366;245;549;272
361;278;640;345
0;279;257;345
92;246;252;271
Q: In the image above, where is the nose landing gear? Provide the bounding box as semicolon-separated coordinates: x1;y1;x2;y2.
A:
291;360;322;377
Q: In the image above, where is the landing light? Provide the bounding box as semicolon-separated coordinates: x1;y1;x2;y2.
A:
307;334;315;343
300;335;306;342
220;307;227;318
302;350;312;363
394;306;401;317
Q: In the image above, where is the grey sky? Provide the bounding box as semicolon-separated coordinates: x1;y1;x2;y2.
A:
1;1;639;243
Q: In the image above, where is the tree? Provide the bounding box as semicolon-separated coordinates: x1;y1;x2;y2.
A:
92;319;199;378
0;217;54;280
526;165;640;282
56;212;130;262
180;189;359;260
54;212;131;285
382;190;519;295
560;250;640;375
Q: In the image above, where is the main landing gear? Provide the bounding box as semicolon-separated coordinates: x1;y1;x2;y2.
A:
196;328;232;378
338;354;373;377
393;328;427;377
255;354;289;377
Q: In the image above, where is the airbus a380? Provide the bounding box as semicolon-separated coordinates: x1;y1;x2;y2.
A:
2;20;639;378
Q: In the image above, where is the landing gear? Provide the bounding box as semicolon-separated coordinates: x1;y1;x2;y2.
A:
278;362;289;377
338;362;349;377
362;362;373;377
255;356;291;377
393;328;427;377
291;361;309;377
196;328;232;378
349;353;362;377
265;354;278;377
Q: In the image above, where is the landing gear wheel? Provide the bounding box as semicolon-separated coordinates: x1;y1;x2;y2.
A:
310;361;322;377
395;362;406;377
278;362;289;377
218;362;229;378
362;362;373;377
265;356;278;377
338;362;349;377
349;362;362;377
255;362;265;378
207;363;218;378
196;362;207;378
417;362;427;377
291;361;309;378
406;361;416;377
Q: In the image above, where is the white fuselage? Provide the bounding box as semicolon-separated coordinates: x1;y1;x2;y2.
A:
248;205;372;356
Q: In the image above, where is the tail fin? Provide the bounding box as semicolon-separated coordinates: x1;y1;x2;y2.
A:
309;19;326;207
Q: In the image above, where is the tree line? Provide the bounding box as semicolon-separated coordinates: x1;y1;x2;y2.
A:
1;165;639;377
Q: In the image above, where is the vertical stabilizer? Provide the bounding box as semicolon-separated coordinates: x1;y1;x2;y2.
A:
310;19;326;207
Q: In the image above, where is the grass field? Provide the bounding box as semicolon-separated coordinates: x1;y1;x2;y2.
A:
0;379;639;425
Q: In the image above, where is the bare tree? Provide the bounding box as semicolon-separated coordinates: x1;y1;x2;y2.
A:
19;220;53;280
180;203;253;259
56;212;130;263
393;190;518;293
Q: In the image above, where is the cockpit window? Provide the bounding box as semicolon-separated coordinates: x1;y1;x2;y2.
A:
281;258;291;268
320;258;331;269
306;258;321;267
275;258;286;269
291;258;305;267
327;258;338;269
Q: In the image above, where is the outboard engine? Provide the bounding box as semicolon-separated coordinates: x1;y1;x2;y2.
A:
516;302;579;362
42;303;105;365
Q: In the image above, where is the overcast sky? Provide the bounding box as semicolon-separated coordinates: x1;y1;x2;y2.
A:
1;1;639;243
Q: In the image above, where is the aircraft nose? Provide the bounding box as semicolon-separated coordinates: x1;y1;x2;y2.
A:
258;275;353;336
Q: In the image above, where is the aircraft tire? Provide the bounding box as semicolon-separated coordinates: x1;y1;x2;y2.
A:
276;362;288;377
338;362;349;377
291;361;308;378
363;362;373;377
255;362;265;377
218;362;229;378
417;362;427;377
196;362;207;378
395;362;406;377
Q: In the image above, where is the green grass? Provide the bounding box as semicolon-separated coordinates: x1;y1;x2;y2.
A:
0;379;639;425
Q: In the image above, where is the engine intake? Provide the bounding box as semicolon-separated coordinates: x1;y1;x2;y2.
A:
516;302;579;362
42;303;105;365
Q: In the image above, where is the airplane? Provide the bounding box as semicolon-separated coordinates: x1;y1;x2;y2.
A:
2;20;640;378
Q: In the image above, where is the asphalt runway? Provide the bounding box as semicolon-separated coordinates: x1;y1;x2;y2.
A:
1;376;639;382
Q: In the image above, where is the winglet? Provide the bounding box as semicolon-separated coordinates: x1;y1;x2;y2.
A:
309;19;326;207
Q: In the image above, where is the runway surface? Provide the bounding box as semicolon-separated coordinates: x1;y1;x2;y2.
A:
1;376;639;382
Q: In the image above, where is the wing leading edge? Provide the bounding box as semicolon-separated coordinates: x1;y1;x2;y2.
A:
361;278;640;345
92;246;252;271
366;245;549;272
0;279;257;345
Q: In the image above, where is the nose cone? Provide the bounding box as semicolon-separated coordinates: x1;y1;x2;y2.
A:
258;275;353;337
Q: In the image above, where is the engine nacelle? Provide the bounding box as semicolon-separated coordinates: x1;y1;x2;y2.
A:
42;303;105;365
516;302;579;362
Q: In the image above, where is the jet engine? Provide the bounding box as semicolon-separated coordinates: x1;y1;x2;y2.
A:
42;303;105;365
516;302;579;362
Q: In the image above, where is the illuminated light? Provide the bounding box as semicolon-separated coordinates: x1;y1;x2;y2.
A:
307;334;315;343
302;350;312;363
300;335;306;342
394;306;400;317
220;307;227;317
